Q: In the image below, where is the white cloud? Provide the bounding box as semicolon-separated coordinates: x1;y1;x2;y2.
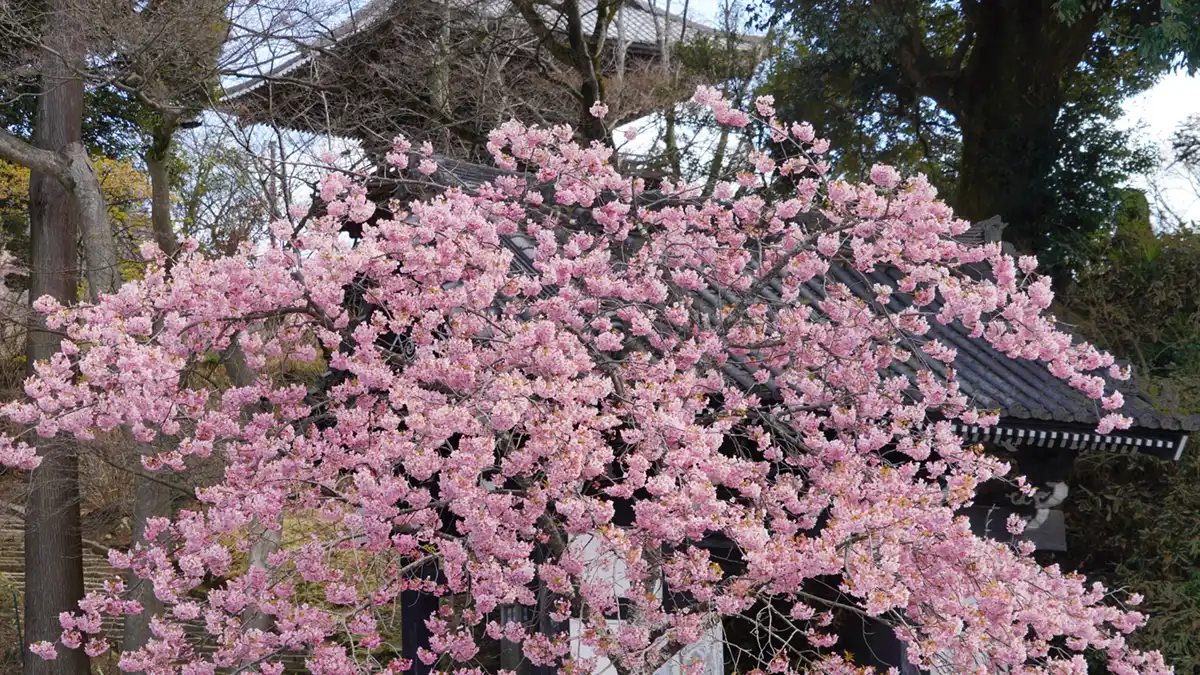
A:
1119;71;1200;228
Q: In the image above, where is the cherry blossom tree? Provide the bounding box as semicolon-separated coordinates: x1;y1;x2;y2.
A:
0;88;1168;675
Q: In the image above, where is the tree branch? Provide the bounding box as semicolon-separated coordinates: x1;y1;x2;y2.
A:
509;0;578;66
870;1;961;117
63;143;122;299
0;128;68;178
0;129;120;299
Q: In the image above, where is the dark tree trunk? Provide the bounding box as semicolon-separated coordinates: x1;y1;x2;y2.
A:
22;439;87;675
949;0;1101;255
577;78;608;145
566;0;610;145
664;106;681;180
23;2;88;670
955;101;1061;255
509;0;615;146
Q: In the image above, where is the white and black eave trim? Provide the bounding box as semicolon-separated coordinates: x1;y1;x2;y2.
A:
948;423;1190;461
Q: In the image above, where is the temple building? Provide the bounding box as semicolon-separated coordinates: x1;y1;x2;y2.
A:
223;0;722;159
218;8;1194;668
370;157;1197;674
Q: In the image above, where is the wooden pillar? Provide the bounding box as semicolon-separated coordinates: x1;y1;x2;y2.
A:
400;560;442;675
499;604;525;672
530;542;566;675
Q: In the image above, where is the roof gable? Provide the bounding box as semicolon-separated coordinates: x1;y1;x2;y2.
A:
224;0;718;101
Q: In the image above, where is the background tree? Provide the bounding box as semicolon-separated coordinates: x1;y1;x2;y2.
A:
217;0;695;159
1;0;234;664
757;0;1195;274
7;0;98;668
1055;190;1200;672
508;0;622;142
621;0;772;188
171;129;274;255
1142;114;1200;230
0;156;152;268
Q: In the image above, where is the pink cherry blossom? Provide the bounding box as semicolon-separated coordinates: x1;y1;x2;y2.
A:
0;89;1162;675
869;163;901;189
29;642;57;660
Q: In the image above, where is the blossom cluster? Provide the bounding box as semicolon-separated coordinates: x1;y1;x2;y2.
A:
0;87;1163;674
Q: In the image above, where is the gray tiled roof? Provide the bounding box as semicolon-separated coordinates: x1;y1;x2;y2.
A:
225;0;715;100
822;264;1192;431
393;155;1199;440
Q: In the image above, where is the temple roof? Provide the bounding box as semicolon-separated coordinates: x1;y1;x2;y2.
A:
383;154;1199;459
218;0;732;158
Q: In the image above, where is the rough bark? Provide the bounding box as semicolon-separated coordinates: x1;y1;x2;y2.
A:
0;140;119;303
66;143;121;300
144;125;180;259
565;0;609;144
224;340;282;635
511;0;616;144
243;522;282;631
429;0;453;122
22;1;89;670
954;100;1061;255
703;126;730;197
947;2;1098;254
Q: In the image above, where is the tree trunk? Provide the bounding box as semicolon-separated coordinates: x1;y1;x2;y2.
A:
120;468;171;658
575;64;607;146
664;107;681;180
122;124;179;662
400;558;442;675
429;0;452;124
242;521;282;632
564;0;609;144
224;340;283;636
703;126;731;197
23;3;88;671
145;127;180;258
0;146;120;305
954;102;1060;255
67;143;121;301
949;1;1100;256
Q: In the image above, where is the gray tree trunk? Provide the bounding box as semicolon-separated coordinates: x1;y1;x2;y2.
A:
145;128;180;259
67;143;121;301
23;1;89;671
224;340;282;635
121;126;180;661
120;469;171;659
